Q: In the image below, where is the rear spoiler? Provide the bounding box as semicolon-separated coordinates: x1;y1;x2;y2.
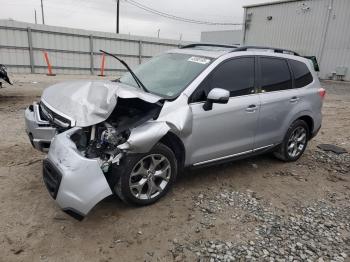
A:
302;56;320;72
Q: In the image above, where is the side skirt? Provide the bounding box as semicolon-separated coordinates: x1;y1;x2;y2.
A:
190;144;279;169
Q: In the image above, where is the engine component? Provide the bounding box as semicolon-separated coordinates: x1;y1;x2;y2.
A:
85;122;126;161
100;152;123;173
90;125;96;141
101;123;123;146
84;123;127;172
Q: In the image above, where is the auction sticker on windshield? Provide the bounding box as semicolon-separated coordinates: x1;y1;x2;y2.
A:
188;56;211;65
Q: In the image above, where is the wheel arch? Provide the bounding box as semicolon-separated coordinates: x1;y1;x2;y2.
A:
159;132;186;172
285;111;314;140
297;115;314;139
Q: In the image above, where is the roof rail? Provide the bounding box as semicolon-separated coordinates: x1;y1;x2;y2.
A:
180;43;239;49
231;46;300;56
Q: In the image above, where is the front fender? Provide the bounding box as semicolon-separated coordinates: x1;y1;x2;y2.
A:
118;122;171;153
118;95;193;154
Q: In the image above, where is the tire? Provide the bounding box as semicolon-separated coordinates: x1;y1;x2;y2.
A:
113;143;177;206
273;119;309;162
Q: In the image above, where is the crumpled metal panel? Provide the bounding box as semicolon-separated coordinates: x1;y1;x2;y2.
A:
41;80;162;127
118;95;193;153
118;121;170;153
48;127;113;216
157;95;193;135
41;79;194;156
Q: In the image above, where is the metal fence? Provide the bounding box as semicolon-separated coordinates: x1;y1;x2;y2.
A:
0;20;185;76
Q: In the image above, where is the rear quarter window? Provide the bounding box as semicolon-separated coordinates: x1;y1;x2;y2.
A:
289;59;313;88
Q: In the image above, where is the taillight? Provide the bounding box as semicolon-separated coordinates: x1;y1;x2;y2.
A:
319;88;326;99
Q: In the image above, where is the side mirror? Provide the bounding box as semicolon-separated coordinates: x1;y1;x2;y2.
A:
203;88;230;111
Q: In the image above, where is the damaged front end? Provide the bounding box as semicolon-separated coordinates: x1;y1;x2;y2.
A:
24;101;70;152
71;97;162;173
44;94;164;219
24;80;162;152
25;80;192;219
44;128;113;220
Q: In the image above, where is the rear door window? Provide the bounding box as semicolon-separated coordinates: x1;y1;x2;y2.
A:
289;59;313;88
260;57;292;92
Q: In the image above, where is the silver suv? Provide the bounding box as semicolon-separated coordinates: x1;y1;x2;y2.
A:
25;44;325;220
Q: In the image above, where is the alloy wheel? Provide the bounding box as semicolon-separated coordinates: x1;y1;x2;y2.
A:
129;154;171;200
287;126;307;158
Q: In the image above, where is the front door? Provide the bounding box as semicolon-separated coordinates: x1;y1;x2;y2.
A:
187;57;260;165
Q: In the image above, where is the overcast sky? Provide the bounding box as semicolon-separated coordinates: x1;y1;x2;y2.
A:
1;0;268;41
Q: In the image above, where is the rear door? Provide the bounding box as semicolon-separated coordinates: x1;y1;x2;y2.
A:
254;56;300;149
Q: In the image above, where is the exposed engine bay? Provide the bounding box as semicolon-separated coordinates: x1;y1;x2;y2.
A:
70;98;162;172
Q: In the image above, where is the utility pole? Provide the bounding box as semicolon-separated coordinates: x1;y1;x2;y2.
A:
34;9;37;24
40;0;45;24
116;0;120;34
157;29;160;38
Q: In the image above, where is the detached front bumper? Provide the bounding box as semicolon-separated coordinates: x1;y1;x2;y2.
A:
24;103;56;152
44;128;113;220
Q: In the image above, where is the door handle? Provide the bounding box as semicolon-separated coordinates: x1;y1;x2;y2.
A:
289;96;300;103
246;104;258;112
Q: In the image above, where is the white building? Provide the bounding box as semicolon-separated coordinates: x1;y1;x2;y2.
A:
242;0;350;81
201;30;242;46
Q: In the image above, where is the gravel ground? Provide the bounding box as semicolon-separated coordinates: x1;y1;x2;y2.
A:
0;76;349;261
174;190;350;261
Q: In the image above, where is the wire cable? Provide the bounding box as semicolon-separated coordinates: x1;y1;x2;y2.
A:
124;0;242;26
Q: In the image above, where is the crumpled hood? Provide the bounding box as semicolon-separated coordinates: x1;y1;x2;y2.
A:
41;80;162;127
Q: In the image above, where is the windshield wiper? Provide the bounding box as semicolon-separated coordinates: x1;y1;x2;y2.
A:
100;49;149;93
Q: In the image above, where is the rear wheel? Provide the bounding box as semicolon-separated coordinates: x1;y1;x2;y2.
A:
273;120;309;162
114;143;177;206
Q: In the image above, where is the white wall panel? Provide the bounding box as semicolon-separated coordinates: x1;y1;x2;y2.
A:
0;20;185;75
142;43;178;57
0;48;29;66
0;28;28;47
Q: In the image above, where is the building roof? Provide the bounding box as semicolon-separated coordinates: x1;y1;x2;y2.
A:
243;0;304;9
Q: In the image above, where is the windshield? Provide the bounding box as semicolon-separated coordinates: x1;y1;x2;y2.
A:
119;53;212;98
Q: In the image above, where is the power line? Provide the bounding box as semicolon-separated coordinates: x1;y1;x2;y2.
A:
123;0;242;26
125;0;241;25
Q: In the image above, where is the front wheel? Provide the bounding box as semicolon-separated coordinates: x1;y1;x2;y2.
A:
114;143;177;206
273;120;309;162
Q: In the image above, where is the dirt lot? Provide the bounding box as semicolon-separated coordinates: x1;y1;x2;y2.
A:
0;75;349;262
